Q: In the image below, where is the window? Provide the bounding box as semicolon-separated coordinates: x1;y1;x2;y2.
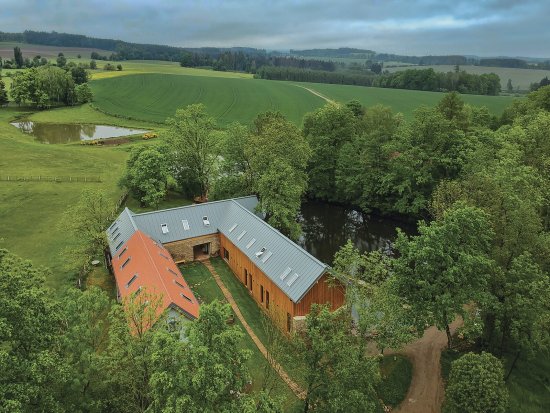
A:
174;280;186;289
180;293;193;303
134;286;142;297
244;269;248;286
266;290;270;309
255;247;266;257
115;240;124;251
182;220;190;230
260;285;264;303
202;216;210;226
287;313;292;332
287;273;300;286
112;232;121;241
118;247;128;259
223;248;230;261
229;223;238;232
261;251;273;263
237;230;247;240
121;257;131;269
161;223;169;234
249;274;253;292
167;268;178;276
280;267;292;280
126;274;138;288
159;252;169;260
246;238;256;249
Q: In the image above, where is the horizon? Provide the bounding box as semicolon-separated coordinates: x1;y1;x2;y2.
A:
1;0;549;58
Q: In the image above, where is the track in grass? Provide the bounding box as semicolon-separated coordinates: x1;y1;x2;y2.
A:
91;72;515;126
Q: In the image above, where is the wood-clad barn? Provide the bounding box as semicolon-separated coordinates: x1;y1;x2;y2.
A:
106;196;345;332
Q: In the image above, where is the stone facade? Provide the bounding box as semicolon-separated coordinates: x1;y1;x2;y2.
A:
164;234;221;263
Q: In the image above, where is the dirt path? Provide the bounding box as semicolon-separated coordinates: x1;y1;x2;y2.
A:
293;84;336;104
392;318;463;413
203;259;306;400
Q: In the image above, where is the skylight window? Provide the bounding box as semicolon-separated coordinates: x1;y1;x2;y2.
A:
280;267;292;280
287;273;300;286
182;219;190;230
246;238;256;249
134;286;142;297
174;280;186;289
159;252;169;260
202;216;210;226
237;230;247;240
255;247;267;257
112;232;121;241
121;257;131;269
167;268;178;277
118;247;128;259
229;223;238;232
115;241;124;251
261;251;273;263
126;274;138;288
161;223;169;234
180;293;193;303
111;226;119;235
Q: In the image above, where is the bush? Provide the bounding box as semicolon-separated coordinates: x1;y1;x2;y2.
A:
377;355;413;407
103;63;115;71
75;83;93;104
142;132;158;140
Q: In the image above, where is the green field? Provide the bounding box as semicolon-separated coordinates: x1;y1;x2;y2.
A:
386;64;550;91
90;73;326;125
90;70;514;126
0;41;112;59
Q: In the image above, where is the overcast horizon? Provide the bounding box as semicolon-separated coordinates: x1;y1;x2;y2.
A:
1;0;549;58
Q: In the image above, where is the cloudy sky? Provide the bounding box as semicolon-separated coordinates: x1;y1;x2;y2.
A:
1;0;548;57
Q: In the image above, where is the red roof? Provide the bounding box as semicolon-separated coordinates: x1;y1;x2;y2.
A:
111;230;200;323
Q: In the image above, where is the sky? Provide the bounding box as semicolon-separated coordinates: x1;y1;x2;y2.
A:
1;0;548;57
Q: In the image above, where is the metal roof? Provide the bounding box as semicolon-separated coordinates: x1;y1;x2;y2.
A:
106;195;327;303
220;201;328;303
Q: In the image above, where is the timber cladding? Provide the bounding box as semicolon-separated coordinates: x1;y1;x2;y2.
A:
219;233;345;332
164;234;220;263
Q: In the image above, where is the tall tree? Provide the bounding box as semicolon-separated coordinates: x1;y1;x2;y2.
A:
296;304;380;413
56;52;67;68
13;46;23;68
0;77;8;106
393;203;494;348
444;352;508;413
164;104;221;199
119;145;169;208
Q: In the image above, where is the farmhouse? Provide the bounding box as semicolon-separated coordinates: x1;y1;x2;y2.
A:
106;196;345;332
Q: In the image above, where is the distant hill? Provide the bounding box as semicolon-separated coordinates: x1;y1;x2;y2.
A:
1;30;548;70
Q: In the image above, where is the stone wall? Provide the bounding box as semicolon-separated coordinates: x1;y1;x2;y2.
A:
164;234;220;263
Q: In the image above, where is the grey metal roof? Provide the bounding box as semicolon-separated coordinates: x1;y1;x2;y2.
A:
220;201;327;303
106;195;327;303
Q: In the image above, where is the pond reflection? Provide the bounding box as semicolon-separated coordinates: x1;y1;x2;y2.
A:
11;121;148;144
298;200;416;264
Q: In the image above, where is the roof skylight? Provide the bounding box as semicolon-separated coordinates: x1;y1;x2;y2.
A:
161;223;169;234
182;220;190;230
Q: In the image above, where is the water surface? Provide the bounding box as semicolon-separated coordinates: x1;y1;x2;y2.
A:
11;121;148;144
298;200;416;264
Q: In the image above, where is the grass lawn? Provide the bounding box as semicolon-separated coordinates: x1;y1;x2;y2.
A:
441;349;550;413
209;257;307;386
0;106;134;290
180;261;302;412
378;354;413;409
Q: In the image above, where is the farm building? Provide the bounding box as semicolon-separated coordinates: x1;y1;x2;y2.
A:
106;196;345;332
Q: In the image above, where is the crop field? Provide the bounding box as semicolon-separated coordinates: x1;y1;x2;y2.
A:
90;70;514;126
302;82;514;115
0;41;113;59
386;64;550;91
90;73;326;125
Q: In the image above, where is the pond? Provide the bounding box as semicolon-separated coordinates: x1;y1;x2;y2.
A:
10;121;148;144
298;200;416;264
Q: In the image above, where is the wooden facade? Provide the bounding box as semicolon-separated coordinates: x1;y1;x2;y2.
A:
219;233;345;332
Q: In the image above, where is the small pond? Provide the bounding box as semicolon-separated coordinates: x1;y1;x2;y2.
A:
298;200;416;264
11;121;148;144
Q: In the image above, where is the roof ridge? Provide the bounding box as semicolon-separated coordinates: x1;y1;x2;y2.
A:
228;200;328;270
124;207;138;230
131;195;257;217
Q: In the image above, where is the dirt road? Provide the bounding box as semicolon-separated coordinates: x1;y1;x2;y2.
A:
392;318;463;413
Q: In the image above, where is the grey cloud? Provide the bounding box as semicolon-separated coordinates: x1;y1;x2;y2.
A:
0;0;548;57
